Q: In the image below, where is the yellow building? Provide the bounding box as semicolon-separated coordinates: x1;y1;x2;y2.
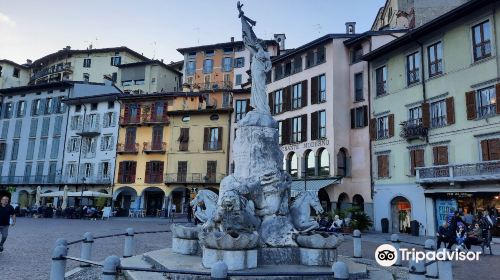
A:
113;87;232;216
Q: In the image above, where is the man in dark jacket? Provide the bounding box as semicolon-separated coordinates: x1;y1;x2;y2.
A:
436;221;452;249
0;195;16;252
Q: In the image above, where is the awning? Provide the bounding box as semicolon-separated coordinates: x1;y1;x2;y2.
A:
40;191;64;197
68;191;112;198
290;177;342;197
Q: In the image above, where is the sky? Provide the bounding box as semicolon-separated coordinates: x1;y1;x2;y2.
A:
0;0;386;65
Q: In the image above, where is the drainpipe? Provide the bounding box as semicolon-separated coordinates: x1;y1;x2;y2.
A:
415;38;428;143
77;104;87;205
367;39;374;201
59;87;71;196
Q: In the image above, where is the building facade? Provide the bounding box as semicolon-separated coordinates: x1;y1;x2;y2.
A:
117;60;182;94
0;60;30;89
366;0;500;236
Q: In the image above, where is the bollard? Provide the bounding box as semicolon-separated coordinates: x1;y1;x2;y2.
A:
211;261;228;280
391;234;402;266
50;244;68;280
332;261;349;280
55;238;68;247
123;228;135;258
102;255;121;280
424;239;438;279
353;229;362;258
437;248;452;280
80;232;94;267
408;257;426;280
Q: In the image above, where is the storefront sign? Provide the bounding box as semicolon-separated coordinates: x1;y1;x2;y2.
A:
446;192;473;198
281;139;330;152
435;199;457;228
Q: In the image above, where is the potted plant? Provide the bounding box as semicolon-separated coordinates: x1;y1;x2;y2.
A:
345;207;373;232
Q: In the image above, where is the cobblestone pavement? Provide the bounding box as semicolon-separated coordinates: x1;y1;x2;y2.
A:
1;218;499;280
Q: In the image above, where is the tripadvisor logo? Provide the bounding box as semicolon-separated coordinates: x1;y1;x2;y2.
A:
375;244;482;267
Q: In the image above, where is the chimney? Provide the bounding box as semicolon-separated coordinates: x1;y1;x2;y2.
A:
274;34;286;51
345;22;356;34
26;59;32;65
231;37;235;42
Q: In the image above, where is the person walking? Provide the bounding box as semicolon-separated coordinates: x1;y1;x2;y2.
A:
0;195;16;252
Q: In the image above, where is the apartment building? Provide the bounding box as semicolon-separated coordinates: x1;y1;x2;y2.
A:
0;60;30;89
365;0;500;236
117;60;182;94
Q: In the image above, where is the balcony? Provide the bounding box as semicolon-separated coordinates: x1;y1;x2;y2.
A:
400;121;428;141
143;142;166;154
142;114;170;125
0;175;60;185
144;174;164;184
117;143;139;154
198;81;233;91
416;160;500;184
31;64;73;82
164;173;226;184
76;123;101;137
117;174;135;184
119;116;141;126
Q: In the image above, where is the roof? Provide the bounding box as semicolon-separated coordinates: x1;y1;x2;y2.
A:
31;46;150;67
271;33;357;64
0;81;73;94
177;40;278;54
362;0;495;61
116;60;182;75
0;59;30;69
343;29;408;47
63;92;120;105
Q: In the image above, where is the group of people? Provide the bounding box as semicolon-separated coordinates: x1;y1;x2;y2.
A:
436;209;497;251
316;214;349;233
18;204;101;220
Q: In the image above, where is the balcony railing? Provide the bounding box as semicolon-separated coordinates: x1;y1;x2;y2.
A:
400;121;428;141
144;174;164;184
117;143;139;154
143;142;167;154
31;64;73;81
164;173;226;184
142;114;170;124
59;176;112;185
0;175;111;185
193;81;233;91
119;116;141;126
77;122;101;137
416;160;500;184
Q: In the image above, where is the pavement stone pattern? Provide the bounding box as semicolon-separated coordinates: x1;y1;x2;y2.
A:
1;218;499;280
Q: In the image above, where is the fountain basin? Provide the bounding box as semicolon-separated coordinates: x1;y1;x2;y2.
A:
199;231;259;250
171;224;200;240
296;232;344;249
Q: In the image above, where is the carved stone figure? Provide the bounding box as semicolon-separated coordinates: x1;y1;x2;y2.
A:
290;191;324;232
190;189;218;223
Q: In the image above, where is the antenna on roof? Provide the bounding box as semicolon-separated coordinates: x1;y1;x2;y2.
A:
313;24;322;35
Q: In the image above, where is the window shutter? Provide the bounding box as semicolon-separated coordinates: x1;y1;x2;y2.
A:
163;102;169;119
363;105;368;127
100;138;106;151
203;127;209;150
466;91;476;120
159;162;164;181
103;113;109;128
497;84;500;114
350;109;355;129
97;163;103;178
416;149;424;168
111;113;117;126
383;155;389;177
283;118;290;144
217;127;223;150
91;139;97;154
301;80;308;107
150;102;156;120
311;76;318;104
145;162;151;183
311;111;318;140
245;99;251;113
432;147;438;165
388;114;394;137
438;146;448;165
131;161;137;182
369;118;376;140
268;92;274;114
124;105;130;120
410;150;416;175
481;139;489;161
66;139;72;153
488;138;500;160
422;102;430;128
109;136;114;150
300;115;307;142
446;97;455;125
137;104;142;120
118;162;124;182
90;163;95;177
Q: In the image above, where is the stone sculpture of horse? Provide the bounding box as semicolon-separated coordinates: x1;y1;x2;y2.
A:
190;189;218;223
290;191;324;232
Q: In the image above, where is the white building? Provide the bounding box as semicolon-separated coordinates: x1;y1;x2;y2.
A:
0;60;30;89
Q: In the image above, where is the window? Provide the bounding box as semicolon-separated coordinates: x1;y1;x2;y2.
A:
75;105;82;112
206;161;217;182
24;163;32;179
11;140;19;160
410;149;425;176
107;101;114;109
406;52;420;85
291;116;302;143
31;99;41;116
3;103;12;119
428;42;443;77
91;103;98;111
278;121;283;144
110;56;121;66
16;101;25;117
205;127;221;150
70;115;82;130
351;46;363;63
205;50;214;57
480;138;499;161
318;149;330;176
305;51;314;68
0;121;8;139
0;143;5;160
337;149;348;177
68;137;80;153
316;46;326;64
318;74;326;103
272;89;283;114
44;98;53;114
53;116;63;136
101;162;111;178
351;106;367;129
408;106;422;125
222;57;232;72
50;138;60;159
29;119;37;138
82;163;93;178
377;154;389;178
41;117;50;137
38;139;47;159
8;163;16;179
186;61;196;75
234;57;245;68
66;163;77;178
235;74;242;85
203;59;213;74
430;100;447;127
83;73;90;82
187;52;196;59
274;65;284;81
476;86;496;118
13;68;20;78
145;161;164;183
14;120;21;138
354;73;363;101
235;99;249;122
293;56;302;73
103;112;114;127
177;161;187;182
292;83;302;109
178;127;190;151
122;80;132;86
287;152;298;178
83;59;91;68
101;135;114;151
472;20;492;61
26;139;35;160
284;62;292;76
182;115;190;122
433;146;449;165
319;110;326;138
134;79;145;85
377;116;389;139
375;66;387;96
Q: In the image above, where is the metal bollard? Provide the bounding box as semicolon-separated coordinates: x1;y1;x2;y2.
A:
50;244;68;280
80;232;94;267
437;248;452;280
102;255;121;280
424;239;438;279
408;257;426;280
391;234;402;266
55;238;68;247
123;228;135;258
353;229;362;258
211;261;228;280
332;261;349;280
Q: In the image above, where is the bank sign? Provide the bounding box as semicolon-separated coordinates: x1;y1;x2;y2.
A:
281;139;330;152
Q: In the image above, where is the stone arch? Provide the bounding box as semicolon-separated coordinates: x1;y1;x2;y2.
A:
337;192;350;210
352;194;365;211
337;147;349;177
113;186;138;213
318;187;332;212
285;151;298;178
141;186;166;216
17;190;30;209
304;149;315;177
316;148;330;176
390;196;412;234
